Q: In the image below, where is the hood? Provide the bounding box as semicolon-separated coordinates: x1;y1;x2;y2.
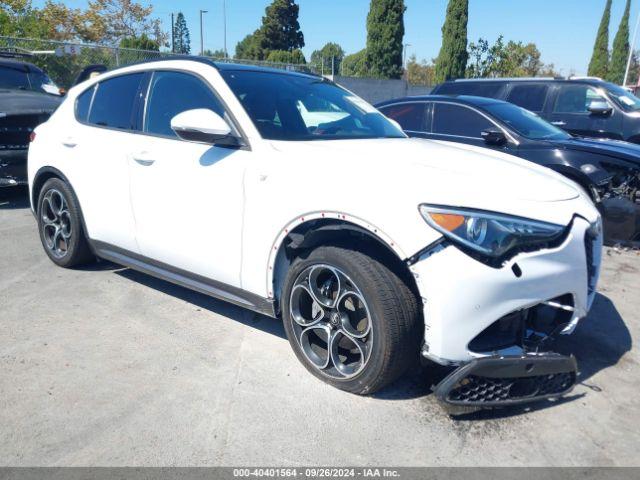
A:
0;89;61;116
553;136;640;167
270;137;580;204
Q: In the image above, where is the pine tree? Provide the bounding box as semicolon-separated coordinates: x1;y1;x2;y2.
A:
260;0;304;52
173;12;190;55
588;0;612;78
365;0;406;79
434;0;468;83
609;0;631;84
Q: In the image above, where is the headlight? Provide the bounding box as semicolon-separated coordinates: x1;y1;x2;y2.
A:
419;204;565;262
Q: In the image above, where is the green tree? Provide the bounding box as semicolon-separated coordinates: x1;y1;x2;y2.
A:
434;0;468;83
173;12;190;54
365;0;405;79
341;49;367;76
235;33;264;59
609;0;631;84
266;49;306;64
203;49;227;58
310;42;345;74
406;54;435;86
120;33;159;51
588;0;612;78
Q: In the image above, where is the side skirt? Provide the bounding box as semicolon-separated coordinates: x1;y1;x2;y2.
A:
90;240;277;318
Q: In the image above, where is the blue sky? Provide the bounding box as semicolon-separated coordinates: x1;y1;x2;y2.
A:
33;0;640;75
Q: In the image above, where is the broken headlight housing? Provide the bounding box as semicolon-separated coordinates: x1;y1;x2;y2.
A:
419;205;566;265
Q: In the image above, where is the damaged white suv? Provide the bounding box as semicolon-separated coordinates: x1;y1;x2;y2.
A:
28;59;602;407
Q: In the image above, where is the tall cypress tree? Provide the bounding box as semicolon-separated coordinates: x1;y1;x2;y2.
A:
609;0;631;84
365;0;406;79
173;12;190;54
260;0;304;52
588;0;612;78
434;0;468;83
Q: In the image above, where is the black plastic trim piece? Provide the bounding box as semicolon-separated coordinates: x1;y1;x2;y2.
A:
434;354;578;408
90;240;277;318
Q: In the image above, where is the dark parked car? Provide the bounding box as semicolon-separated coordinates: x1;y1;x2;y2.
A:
431;77;640;144
0;54;61;189
376;95;640;244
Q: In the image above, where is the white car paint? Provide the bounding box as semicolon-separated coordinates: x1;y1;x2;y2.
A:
28;59;602;365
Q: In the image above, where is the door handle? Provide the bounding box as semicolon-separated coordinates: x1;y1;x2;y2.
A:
62;137;77;148
132;152;156;166
551;121;567;126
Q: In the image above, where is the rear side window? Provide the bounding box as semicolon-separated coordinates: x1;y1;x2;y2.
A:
0;66;30;90
436;82;504;98
88;73;144;130
144;71;226;137
379;102;426;131
432;103;493;138
507;84;548;112
75;86;95;122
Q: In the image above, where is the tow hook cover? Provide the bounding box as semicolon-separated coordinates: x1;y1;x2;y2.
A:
434;354;578;409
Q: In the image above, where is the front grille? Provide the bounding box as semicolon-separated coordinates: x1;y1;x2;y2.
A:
447;372;576;404
0;114;49;150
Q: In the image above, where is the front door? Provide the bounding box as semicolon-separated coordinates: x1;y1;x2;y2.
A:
128;70;251;288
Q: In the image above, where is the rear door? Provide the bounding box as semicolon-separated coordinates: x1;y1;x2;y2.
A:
549;83;623;139
378;102;427;135
69;72;146;253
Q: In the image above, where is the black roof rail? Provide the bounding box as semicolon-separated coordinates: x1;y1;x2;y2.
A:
0;47;34;58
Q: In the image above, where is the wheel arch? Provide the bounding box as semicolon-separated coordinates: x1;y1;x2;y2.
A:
31;166;73;212
268;212;419;316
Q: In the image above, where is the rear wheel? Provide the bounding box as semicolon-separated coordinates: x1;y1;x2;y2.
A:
37;178;93;268
282;246;421;395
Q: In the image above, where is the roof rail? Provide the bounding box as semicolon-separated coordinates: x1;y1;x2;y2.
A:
452;77;560;82
568;75;604;81
0;47;33;58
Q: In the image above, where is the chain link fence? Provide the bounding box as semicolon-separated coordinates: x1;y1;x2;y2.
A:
0;36;324;89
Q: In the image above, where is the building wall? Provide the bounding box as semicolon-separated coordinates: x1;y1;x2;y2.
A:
330;75;432;104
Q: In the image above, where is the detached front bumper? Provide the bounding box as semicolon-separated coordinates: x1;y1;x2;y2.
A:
0;150;28;187
410;216;602;365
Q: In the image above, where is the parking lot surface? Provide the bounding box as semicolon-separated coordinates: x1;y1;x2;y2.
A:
1;188;639;467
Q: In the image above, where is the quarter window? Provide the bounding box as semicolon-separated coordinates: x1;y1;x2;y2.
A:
75;86;95;122
144;71;226;138
88;73;145;130
380;103;426;131
554;85;607;114
432;103;493;138
507;85;548;112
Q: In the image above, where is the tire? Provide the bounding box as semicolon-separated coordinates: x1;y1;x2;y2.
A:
36;177;94;268
282;245;421;395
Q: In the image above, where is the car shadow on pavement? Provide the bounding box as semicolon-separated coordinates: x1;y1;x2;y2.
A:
0;186;30;209
375;292;632;420
114;267;287;340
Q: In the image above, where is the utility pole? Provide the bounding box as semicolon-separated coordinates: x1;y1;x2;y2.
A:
403;43;411;70
200;9;208;56
624;9;640;86
171;13;175;53
223;0;228;58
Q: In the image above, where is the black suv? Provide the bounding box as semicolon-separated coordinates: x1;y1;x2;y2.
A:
0;53;61;189
377;95;640;244
431;77;640;144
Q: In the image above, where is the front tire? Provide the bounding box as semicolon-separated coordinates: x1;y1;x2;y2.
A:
282;246;421;395
37;178;93;268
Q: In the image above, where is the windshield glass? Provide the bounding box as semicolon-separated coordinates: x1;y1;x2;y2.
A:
220;70;405;141
604;83;640;111
483;102;571;140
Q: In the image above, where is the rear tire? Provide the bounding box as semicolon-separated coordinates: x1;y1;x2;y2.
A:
37;178;94;268
282;245;421;395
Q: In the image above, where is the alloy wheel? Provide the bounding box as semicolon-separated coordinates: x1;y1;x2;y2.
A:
289;264;373;379
41;189;72;259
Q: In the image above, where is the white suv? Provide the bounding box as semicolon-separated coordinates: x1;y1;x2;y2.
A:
28;58;602;406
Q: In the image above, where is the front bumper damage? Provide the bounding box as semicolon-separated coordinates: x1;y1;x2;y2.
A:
408;216;602;410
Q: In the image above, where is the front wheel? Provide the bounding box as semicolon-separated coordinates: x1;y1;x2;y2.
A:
282;246;421;395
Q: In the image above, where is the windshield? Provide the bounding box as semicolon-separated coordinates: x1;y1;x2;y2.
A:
483;102;571;140
220;70;405;141
604;83;640;112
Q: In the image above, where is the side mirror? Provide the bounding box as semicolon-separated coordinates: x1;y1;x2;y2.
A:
171;109;240;146
588;100;613;116
481;128;507;146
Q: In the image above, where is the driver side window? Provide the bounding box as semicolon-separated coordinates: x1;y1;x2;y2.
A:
144;71;226;138
554;85;606;114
